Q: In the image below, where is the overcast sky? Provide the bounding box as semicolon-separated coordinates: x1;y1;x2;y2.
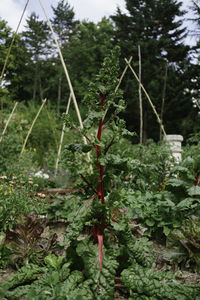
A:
0;0;197;44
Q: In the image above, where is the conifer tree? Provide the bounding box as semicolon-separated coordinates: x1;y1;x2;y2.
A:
51;0;79;113
22;13;51;101
64;18;115;105
0;19;28;102
111;0;192;141
51;0;79;45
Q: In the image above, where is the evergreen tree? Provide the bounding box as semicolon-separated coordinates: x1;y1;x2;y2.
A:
182;0;200;135
111;0;192;141
51;0;79;45
64;18;115;107
51;0;79;113
22;13;51;101
0;19;28;103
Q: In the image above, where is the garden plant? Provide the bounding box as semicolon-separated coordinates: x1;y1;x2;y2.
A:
0;48;200;299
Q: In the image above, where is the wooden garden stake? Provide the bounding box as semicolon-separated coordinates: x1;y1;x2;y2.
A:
0;101;18;143
115;56;133;93
160;60;168;141
125;58;167;138
0;0;29;85
102;56;133;122
39;0;92;167
39;1;87;141
55;94;72;175
20;99;47;154
195;99;200;111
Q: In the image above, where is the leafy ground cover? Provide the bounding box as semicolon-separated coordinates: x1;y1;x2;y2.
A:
0;48;200;299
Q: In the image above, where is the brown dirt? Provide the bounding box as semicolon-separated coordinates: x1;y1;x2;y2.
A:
0;267;16;285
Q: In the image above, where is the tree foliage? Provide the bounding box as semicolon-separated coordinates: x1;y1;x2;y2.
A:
0;0;200;139
111;0;195;141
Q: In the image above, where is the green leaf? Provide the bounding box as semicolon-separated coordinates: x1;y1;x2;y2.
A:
76;239;118;299
163;226;171;236
44;254;64;270
146;219;155;226
187;186;200;196
177;198;198;209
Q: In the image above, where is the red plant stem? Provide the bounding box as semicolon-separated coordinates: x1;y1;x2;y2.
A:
96;95;106;205
194;175;200;186
97;234;103;271
95;95;106;275
115;276;121;283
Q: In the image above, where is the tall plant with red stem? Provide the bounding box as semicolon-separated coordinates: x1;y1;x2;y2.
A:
62;46;145;298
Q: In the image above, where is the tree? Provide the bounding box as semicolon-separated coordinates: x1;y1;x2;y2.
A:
63;17;115;110
0;19;29;105
111;0;192;142
51;0;79;45
51;0;79;113
22;13;51;101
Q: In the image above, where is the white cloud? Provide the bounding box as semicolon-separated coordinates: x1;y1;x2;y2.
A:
0;0;197;44
0;0;28;31
67;0;126;22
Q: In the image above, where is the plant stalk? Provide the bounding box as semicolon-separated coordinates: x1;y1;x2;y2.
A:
55;94;72;175
125;58;167;138
20;99;46;154
0;101;18;143
138;45;143;144
160;60;168;141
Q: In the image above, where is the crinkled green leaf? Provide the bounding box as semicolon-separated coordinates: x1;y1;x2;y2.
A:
146;219;155;226
44;254;64;270
76;239;118;300
121;263;200;299
187;185;200;196
177;197;199;209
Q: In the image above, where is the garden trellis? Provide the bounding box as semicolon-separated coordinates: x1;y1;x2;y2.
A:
124;58;167;139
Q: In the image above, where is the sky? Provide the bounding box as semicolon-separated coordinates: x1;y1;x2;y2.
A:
0;0;198;45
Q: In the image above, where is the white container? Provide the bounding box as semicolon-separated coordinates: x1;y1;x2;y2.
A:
164;135;183;162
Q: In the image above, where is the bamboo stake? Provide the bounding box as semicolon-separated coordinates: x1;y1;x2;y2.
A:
20;99;47;154
195;99;200;111
38;1;85;137
125;58;167;138
160;60;168;141
55;94;72;175
138;45;143;144
39;0;91;166
0;0;29;85
115;56;133;93
0;102;18;143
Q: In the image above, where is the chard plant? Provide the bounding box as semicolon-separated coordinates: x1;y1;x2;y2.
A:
61;46;154;297
1;47;200;300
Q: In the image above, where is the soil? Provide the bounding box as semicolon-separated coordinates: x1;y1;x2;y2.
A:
0;268;16;285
